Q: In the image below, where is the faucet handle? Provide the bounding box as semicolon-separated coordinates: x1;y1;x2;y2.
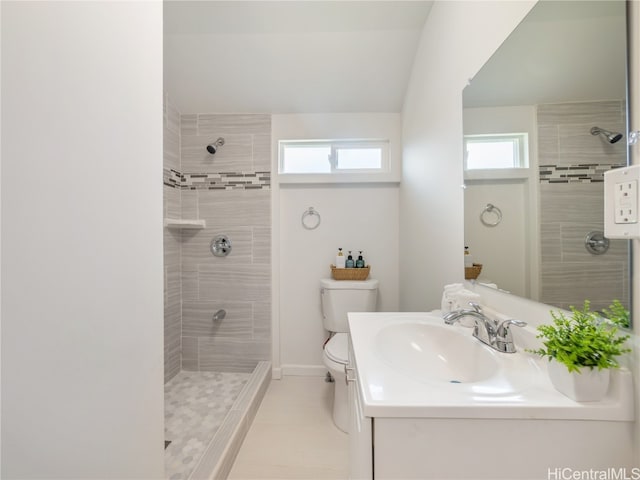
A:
468;302;483;313
496;319;526;336
495;319;527;353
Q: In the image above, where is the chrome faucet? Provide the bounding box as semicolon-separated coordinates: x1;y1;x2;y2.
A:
443;303;526;353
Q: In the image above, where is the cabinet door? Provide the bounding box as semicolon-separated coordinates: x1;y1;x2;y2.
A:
348;338;373;480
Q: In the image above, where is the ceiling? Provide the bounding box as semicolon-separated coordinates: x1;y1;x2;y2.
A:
463;0;627;108
164;1;434;114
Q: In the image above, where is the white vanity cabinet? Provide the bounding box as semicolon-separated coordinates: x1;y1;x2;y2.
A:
347;313;636;480
347;337;373;480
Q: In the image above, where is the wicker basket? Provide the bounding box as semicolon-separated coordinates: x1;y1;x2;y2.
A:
465;263;483;280
331;265;371;281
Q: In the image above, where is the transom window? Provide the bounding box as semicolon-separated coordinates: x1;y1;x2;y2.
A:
464;133;529;170
279;140;389;175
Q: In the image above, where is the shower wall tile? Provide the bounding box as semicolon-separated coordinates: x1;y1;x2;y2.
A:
198;189;270;227
537;101;624;126
540;262;628;312
253;135;272;171
198;264;270;303
164;184;181;219
165;98;181;136
164;301;181;383
540;183;604;224
178;113;272;373
252;227;271;265
537;125;559;164
537;100;629;313
540;223;562;263
181;134;253;173
164;95;181;172
164;229;181;269
182;301;253;338
181;336;198;371
197;114;271;136
181;266;199;302
163;133;180;172
182;227;253;268
163;93;182;384
557;123;626;165
561;224;628;263
165;266;182;308
181;114;197;136
253;302;271;341
198;337;270;373
181;190;199;219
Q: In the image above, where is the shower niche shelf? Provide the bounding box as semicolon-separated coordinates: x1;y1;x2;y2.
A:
164;218;206;229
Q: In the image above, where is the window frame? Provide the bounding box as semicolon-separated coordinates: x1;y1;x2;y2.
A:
463;133;529;171
278;139;392;183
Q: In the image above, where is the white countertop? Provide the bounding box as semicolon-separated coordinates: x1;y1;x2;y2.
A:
348;312;634;421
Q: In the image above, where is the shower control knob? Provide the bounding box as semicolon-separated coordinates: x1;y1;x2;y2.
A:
628;131;640;146
210;235;232;257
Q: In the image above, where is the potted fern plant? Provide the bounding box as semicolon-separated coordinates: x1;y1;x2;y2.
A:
529;300;631;402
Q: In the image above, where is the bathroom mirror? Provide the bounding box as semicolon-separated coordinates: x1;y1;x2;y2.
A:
462;1;630;319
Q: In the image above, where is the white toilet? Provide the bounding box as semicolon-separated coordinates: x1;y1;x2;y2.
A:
320;278;379;432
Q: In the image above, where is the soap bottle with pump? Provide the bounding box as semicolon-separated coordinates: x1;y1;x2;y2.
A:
356;251;365;268
346;251;355;268
464;246;474;268
335;248;346;269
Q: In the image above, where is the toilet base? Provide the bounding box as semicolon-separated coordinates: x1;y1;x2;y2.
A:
324;354;348;433
331;372;348;433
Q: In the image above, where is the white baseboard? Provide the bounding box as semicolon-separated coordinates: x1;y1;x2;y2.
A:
271;367;282;380
280;364;327;377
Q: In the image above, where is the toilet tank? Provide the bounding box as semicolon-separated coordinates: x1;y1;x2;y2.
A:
320;278;379;333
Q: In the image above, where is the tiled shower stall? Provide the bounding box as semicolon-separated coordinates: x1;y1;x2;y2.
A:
163;94;271;478
538;100;629;311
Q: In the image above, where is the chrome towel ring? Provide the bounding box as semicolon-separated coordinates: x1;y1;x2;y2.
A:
302;207;321;230
480;203;502;227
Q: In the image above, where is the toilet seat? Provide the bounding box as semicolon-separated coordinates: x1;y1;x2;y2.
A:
324;333;348;365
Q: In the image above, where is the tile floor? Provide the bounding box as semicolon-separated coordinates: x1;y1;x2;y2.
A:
164;370;250;480
228;376;349;479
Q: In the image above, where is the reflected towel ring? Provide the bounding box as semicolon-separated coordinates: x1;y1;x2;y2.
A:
301;207;321;230
480;203;502;227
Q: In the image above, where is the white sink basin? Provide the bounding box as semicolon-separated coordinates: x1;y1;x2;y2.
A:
371;315;536;395
349;312;635;420
376;322;499;384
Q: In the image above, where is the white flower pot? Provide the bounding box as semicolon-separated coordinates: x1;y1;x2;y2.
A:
547;359;610;402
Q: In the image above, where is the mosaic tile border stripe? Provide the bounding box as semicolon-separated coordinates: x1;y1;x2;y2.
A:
539;163;625;184
164;168;271;190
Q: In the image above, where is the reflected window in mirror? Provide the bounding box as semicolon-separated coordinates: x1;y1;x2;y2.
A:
464;134;529;170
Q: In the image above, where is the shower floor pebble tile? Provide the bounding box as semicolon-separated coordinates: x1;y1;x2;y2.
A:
164;370;250;480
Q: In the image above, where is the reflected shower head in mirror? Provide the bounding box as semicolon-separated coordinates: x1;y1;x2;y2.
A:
591;126;623;144
206;137;225;154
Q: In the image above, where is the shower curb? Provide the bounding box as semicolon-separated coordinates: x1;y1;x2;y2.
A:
188;361;272;480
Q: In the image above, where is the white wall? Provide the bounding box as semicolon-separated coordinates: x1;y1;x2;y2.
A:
273;113;400;376
463;105;539;298
1;2;164;478
400;1;537;311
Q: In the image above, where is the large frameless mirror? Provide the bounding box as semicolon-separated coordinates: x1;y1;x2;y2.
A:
462;1;630;326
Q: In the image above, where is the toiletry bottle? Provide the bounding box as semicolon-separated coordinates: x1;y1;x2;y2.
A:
335;248;346;269
346;251;355;268
356;251;365;268
464;246;474;268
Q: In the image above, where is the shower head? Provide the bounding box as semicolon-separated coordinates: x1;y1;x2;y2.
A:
590;126;623;144
206;137;225;154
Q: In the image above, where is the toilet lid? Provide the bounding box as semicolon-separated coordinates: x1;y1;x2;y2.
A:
325;333;349;365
